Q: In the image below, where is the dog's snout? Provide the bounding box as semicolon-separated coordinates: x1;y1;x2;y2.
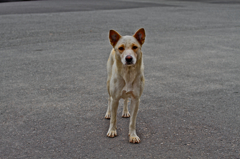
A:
126;55;133;63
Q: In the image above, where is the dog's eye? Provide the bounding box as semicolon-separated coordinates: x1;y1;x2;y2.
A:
132;46;138;49
118;47;124;51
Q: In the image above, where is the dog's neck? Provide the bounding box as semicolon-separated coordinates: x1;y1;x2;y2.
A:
122;66;137;93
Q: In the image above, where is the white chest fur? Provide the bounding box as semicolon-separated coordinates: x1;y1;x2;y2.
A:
121;66;137;98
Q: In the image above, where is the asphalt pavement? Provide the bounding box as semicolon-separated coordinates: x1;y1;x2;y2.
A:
0;0;240;158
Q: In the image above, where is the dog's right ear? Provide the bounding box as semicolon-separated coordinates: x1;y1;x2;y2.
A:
109;30;121;47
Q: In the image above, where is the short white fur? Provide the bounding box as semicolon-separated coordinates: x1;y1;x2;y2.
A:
105;28;146;144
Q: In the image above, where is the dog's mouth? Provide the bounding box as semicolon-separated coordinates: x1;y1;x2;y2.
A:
126;62;133;65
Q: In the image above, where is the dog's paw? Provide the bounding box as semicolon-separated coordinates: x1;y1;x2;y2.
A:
105;112;111;119
122;112;130;118
107;130;117;138
129;135;140;144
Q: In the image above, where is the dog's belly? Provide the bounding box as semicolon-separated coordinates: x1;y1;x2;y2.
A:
121;90;133;99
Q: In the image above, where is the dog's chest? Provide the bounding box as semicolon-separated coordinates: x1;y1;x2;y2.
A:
120;67;137;98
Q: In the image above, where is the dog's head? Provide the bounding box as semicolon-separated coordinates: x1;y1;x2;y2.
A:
109;28;145;66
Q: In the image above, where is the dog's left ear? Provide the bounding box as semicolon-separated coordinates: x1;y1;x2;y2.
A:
133;28;146;45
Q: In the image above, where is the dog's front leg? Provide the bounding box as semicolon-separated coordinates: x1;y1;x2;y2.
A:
107;98;119;138
129;98;140;143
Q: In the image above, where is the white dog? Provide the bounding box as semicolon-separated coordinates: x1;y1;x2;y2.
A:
105;28;146;143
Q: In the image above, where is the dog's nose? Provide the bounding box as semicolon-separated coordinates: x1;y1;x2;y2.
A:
125;55;133;63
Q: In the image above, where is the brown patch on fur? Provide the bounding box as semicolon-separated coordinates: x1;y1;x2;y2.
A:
132;44;138;50
118;44;125;54
131;43;139;59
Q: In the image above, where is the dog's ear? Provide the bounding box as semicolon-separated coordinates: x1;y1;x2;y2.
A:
109;30;121;47
133;28;145;45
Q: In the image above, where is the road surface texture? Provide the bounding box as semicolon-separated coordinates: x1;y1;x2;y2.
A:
1;0;240;158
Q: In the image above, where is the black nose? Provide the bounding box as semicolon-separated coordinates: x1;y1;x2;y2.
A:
125;55;133;63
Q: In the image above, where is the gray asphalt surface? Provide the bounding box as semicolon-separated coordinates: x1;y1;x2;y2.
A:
1;0;240;158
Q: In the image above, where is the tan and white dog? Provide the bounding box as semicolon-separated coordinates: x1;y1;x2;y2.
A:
105;28;146;143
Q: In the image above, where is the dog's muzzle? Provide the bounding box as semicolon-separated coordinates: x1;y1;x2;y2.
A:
125;55;133;65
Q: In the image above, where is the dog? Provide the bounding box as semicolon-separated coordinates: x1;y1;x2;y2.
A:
105;28;146;143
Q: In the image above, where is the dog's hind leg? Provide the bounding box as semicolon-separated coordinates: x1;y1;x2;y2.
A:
105;96;112;119
122;98;130;118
